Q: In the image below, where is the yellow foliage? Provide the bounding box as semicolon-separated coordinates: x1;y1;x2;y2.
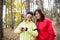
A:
7;0;15;3
15;2;26;10
5;12;23;26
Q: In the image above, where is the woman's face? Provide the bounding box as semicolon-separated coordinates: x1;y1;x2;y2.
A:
26;14;32;21
35;11;41;19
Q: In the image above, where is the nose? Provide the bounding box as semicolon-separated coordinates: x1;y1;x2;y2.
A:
36;15;38;17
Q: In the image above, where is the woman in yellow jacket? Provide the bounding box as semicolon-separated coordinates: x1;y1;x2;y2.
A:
14;12;38;40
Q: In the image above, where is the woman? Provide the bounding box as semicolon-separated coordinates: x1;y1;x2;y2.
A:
34;9;56;40
14;12;38;40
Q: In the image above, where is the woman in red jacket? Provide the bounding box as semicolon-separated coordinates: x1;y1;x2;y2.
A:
34;9;56;40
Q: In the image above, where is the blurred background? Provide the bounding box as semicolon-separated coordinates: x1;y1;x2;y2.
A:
0;0;60;40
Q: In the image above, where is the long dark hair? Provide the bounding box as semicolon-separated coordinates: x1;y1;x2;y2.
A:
34;9;45;22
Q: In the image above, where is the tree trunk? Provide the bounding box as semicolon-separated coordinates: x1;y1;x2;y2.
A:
26;0;30;13
11;0;14;29
0;0;3;40
55;0;60;24
40;0;44;14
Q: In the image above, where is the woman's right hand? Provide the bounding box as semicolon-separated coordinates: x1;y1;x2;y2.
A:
20;27;26;31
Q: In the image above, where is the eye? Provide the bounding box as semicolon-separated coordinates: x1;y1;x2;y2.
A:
27;16;32;18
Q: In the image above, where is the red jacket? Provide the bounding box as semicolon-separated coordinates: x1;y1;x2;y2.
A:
36;18;56;40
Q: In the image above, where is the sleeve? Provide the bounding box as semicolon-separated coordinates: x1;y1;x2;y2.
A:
47;20;56;40
27;23;38;37
14;22;23;34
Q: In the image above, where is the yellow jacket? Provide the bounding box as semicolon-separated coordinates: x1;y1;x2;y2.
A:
14;20;38;40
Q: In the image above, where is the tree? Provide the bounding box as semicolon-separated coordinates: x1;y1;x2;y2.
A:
0;0;3;40
55;0;60;24
40;0;44;14
26;0;30;13
4;0;26;29
5;0;15;29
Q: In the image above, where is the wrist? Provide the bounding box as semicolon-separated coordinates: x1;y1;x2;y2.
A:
25;28;28;31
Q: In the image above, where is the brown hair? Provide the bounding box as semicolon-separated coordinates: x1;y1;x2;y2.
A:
34;9;45;22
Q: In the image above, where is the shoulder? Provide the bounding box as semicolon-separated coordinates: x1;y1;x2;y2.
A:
18;21;25;25
42;18;52;25
30;21;36;27
45;18;52;22
44;18;52;25
31;21;35;25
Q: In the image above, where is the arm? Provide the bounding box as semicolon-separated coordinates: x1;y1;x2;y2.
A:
47;20;56;40
27;23;38;37
14;22;23;34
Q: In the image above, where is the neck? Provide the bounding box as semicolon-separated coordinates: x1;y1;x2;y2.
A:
26;20;31;22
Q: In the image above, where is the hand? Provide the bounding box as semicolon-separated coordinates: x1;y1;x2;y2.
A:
20;27;26;31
